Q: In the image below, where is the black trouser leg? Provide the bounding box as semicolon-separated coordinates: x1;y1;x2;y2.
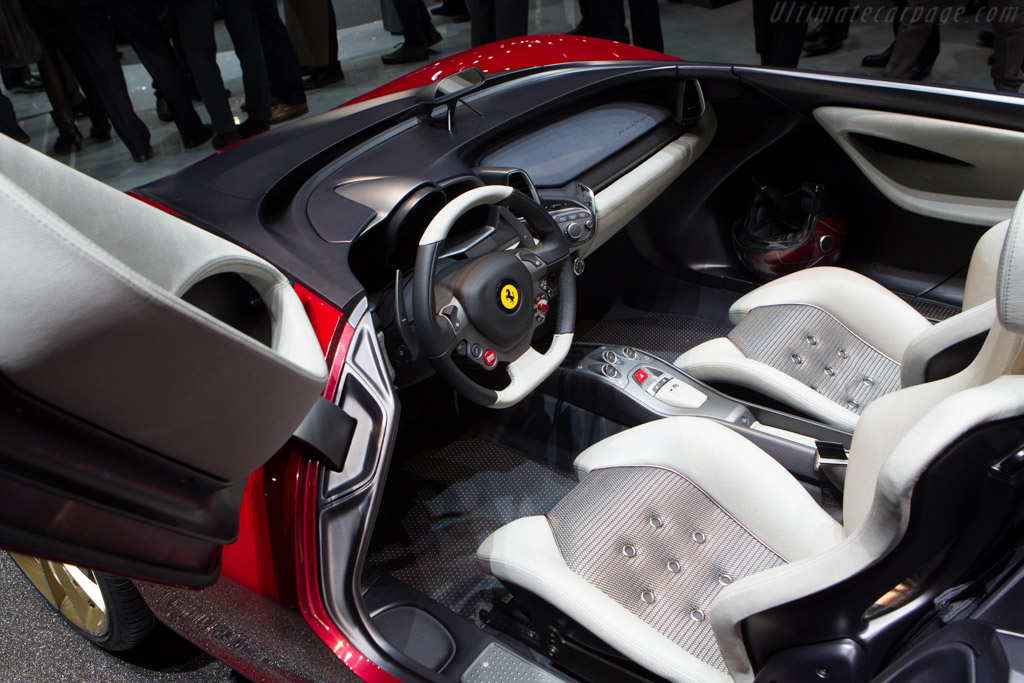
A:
61;6;151;156
584;0;628;42
468;0;496;45
393;0;429;44
253;0;307;105
102;0;205;140
627;0;663;51
174;0;234;133
0;93;27;141
328;1;340;66
219;0;272;122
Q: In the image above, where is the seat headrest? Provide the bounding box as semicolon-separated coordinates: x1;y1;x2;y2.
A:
997;189;1024;334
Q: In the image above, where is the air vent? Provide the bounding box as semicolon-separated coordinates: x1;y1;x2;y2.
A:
507;170;539;201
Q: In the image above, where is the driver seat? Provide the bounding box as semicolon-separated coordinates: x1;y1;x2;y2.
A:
476;194;1024;682
672;220;1008;431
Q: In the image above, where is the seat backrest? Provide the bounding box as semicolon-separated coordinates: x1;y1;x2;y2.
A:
900;220;1009;386
0;134;328;480
710;190;1024;681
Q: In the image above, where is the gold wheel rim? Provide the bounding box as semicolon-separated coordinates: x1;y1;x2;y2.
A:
10;552;109;637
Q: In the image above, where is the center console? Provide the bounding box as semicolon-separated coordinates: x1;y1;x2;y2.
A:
553;345;853;487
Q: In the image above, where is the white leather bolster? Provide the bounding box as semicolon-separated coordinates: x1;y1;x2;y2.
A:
478;516;732;683
963;220;1009;310
997;189;1024;334
900;300;995;387
675;338;860;431
728;267;930;360
492;333;572;409
420;185;512;245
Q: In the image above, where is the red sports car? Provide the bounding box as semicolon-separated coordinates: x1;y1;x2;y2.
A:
4;35;1024;683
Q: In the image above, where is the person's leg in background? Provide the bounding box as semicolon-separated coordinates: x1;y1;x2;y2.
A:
628;0;663;51
884;0;944;80
173;0;237;147
0;91;30;142
804;0;850;56
251;0;310;121
303;1;344;89
991;0;1024;91
217;0;273;136
101;0;211;148
384;0;440;63
57;4;153;161
754;0;809;67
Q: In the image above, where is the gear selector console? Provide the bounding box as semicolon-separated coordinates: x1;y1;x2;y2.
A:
575;346;752;424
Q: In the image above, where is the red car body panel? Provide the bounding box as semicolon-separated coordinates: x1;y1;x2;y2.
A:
344;35;678;106
139;36;678;683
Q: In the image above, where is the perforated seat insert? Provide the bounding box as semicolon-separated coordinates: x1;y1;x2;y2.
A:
728;304;902;414
546;466;787;673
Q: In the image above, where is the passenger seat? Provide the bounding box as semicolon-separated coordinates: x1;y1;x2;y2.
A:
673;221;1007;430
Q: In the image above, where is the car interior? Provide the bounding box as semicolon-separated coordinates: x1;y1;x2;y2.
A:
6;61;1024;683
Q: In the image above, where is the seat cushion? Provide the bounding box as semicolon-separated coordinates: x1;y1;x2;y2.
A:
727;304;902;414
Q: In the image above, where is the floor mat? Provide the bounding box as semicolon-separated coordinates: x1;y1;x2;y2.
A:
367;437;575;627
575;314;731;357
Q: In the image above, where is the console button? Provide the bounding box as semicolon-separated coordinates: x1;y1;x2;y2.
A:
633;368;648;384
471;344;482;358
566;222;584;241
621;346;637;360
601;364;619;379
602;350;619;365
483;349;496;367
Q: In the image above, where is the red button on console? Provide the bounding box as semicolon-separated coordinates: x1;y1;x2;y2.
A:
633;369;648;384
483;349;496;367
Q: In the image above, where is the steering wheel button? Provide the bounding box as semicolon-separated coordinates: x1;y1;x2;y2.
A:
536;298;549;313
483;349;496;366
633;369;648;384
471;344;482;358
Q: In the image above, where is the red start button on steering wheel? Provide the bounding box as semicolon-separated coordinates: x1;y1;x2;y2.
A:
483;349;496;367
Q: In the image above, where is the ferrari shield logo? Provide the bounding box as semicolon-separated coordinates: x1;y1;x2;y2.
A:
499;283;519;311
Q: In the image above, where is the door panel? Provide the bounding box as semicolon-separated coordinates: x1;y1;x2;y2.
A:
815;106;1024;226
0;133;328;585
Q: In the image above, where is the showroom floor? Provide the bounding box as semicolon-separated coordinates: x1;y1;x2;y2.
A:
0;0;1012;679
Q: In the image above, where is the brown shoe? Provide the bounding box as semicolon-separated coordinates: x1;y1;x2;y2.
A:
212;130;241;150
268;101;309;125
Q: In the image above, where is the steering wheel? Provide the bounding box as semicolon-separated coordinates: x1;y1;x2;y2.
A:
413;185;576;408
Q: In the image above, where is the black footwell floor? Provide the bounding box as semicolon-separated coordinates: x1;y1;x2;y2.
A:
575;314;731;358
367;436;575;627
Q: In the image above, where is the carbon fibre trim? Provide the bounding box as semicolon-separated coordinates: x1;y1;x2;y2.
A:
547;466;786;673
728;304;902;415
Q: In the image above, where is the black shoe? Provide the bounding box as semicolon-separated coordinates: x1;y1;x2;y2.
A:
182;124;213;149
862;42;894;68
382;42;430;64
427;26;443;47
11;75;44;94
53;127;83;154
302;63;345;90
10;126;30;144
156;96;174;122
804;38;843;57
910;63;933;81
979;30;994;47
132;144;155;163
212;130;241;150
89;124;112;142
804;23;825;43
238;118;269;138
431;0;467;16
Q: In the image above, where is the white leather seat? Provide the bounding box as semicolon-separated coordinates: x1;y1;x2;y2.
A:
0;134;328;480
477;193;1024;683
673;221;1008;431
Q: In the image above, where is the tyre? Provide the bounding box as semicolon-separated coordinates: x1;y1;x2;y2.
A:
9;552;156;651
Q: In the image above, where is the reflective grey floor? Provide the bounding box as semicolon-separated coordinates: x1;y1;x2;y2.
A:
5;0;1010;190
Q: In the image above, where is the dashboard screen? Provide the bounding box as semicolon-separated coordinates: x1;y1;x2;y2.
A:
479;100;672;187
